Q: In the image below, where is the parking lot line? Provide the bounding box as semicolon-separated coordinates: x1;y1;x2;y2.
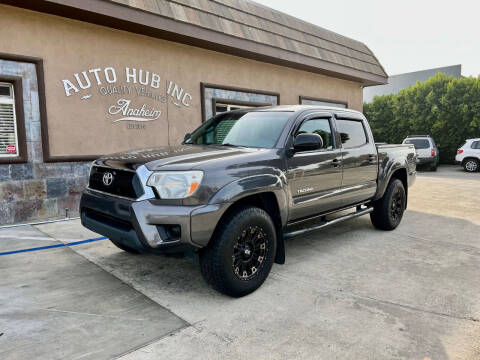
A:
0;236;106;256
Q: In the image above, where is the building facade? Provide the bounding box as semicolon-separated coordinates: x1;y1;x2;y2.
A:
363;64;462;103
0;0;387;225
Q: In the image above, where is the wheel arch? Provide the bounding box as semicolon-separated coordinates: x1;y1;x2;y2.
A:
374;167;409;208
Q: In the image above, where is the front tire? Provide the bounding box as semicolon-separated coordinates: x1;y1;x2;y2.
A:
463;158;479;172
370;179;406;231
199;206;276;297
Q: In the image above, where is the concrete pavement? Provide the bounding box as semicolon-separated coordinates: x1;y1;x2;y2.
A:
0;227;187;360
1;166;479;359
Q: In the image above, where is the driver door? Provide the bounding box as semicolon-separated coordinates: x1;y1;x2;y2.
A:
286;116;343;221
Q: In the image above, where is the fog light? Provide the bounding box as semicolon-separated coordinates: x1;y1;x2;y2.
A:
156;225;181;242
166;225;181;240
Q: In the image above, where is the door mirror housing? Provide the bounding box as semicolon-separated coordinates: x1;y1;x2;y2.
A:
293;133;324;152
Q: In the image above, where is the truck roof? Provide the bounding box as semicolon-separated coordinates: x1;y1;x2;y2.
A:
249;105;364;117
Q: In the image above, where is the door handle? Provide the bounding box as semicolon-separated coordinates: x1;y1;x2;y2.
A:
332;158;341;167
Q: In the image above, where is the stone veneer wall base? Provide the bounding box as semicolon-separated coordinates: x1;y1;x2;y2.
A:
0;58;91;225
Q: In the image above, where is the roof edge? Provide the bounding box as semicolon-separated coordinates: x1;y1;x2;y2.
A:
0;0;388;86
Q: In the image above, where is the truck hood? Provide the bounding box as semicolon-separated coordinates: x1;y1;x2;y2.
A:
95;145;265;171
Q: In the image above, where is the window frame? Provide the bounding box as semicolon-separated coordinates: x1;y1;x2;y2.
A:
335;118;369;149
212;98;272;117
299;95;348;109
200;83;280;123
0;76;27;164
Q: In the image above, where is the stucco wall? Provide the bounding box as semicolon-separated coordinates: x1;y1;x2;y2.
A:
0;4;363;225
0;4;363;158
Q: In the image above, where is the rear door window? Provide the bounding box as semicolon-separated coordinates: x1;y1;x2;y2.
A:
336;119;367;148
471;141;480;149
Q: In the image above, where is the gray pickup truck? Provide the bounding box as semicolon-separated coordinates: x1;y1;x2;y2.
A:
80;105;416;297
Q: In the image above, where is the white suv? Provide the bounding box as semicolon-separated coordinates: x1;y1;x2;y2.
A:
402;135;439;171
456;138;480;172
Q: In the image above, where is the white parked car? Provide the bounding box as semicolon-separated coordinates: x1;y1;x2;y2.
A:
456;138;480;172
402;135;439;171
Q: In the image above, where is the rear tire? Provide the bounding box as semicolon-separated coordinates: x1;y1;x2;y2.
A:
370;179;406;231
430;163;438;171
463;158;479;172
110;239;141;254
199;206;276;297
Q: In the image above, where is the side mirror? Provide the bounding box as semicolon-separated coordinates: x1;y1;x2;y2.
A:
293;133;323;152
183;133;191;142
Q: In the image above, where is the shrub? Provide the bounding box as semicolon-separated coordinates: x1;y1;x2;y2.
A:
364;73;480;163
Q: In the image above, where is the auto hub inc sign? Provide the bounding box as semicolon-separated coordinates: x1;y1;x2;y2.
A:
61;66;192;128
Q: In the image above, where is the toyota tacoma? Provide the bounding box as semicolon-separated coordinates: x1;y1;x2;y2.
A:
80;105;416;297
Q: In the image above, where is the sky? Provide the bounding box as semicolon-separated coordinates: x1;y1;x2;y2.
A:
253;0;479;77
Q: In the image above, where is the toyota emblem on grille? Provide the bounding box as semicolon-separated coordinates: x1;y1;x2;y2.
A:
102;172;114;186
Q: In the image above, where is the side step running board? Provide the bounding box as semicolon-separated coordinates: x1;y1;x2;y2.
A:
284;207;374;240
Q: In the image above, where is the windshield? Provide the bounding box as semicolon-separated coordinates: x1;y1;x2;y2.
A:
186;111;292;148
404;138;430;149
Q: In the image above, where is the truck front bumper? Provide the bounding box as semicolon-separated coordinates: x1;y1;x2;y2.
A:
80;190;229;253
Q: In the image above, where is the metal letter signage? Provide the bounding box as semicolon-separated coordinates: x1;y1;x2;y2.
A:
61;66;193;128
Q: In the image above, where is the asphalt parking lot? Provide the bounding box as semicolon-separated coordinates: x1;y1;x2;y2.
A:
1;165;479;360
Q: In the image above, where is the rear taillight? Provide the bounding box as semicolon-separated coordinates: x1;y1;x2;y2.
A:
431;149;435;157
457;149;464;154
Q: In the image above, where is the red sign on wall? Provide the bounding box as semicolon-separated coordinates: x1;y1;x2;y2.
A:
6;144;16;154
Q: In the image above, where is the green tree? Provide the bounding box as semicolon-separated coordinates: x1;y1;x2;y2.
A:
364;73;480;163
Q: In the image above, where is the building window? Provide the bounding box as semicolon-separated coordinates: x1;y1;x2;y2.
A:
213;99;271;116
201;83;280;122
0;82;19;157
299;96;347;109
0;78;27;164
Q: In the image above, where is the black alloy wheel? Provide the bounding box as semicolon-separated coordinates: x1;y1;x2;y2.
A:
390;188;405;223
232;225;268;281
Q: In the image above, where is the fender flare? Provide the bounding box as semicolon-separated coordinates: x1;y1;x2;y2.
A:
373;159;409;201
209;173;289;226
209;173;288;264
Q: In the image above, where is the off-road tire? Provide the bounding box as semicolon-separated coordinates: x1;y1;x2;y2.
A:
463;158;479;172
199;206;276;297
370;179;406;231
110;239;141;254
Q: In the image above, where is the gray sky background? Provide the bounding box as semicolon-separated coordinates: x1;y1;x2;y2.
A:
253;0;479;77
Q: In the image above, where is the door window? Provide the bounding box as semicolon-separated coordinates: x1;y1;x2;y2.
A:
336;119;367;148
471;141;480;149
296;118;333;150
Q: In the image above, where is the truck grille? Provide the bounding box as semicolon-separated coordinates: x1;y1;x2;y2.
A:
88;166;144;199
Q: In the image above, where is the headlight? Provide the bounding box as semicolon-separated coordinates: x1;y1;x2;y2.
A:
147;171;203;199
